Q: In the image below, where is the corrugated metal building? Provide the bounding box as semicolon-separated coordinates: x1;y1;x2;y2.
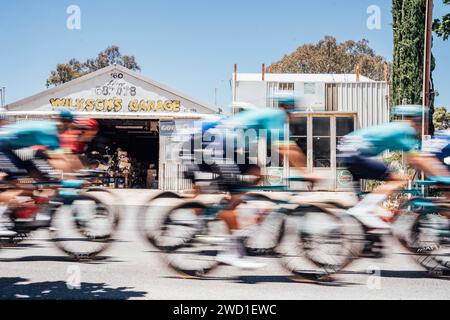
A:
233;72;390;191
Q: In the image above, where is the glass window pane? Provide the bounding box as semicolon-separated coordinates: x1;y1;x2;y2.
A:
293;137;307;155
336;137;346;168
336;117;355;136
313;117;330;136
290;117;307;136
313;137;330;167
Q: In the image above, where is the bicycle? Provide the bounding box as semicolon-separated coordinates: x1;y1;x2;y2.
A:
145;178;365;278
0;170;120;261
392;180;450;276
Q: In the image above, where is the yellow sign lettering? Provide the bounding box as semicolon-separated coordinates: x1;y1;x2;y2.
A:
95;99;104;111
139;100;148;112
86;99;95;111
114;99;122;112
75;99;85;110
50;98;67;108
104;99;114;111
128;99;138;112
50;98;180;113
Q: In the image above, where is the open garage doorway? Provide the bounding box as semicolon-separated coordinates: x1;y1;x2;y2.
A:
88;119;159;189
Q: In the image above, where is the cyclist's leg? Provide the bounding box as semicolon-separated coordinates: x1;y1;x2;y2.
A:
345;155;396;229
214;161;244;233
214;161;265;269
216;162;261;233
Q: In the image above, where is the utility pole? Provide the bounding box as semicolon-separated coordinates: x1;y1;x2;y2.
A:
421;0;433;187
0;87;5;109
422;0;433;138
214;87;218;107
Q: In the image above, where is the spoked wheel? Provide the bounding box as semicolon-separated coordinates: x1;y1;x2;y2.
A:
280;204;365;277
160;201;229;278
49;193;120;261
235;194;285;256
137;192;186;250
397;210;450;276
0;209;19;248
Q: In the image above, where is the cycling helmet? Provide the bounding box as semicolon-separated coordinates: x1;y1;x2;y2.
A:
232;102;257;114
58;109;74;122
272;93;297;112
75;118;99;130
391;105;428;118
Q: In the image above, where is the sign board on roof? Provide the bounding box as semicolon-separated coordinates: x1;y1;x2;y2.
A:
7;65;216;115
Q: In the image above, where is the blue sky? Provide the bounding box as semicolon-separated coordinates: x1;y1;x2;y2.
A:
0;0;449;109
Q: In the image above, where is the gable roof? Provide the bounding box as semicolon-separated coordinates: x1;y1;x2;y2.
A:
6;64;218;113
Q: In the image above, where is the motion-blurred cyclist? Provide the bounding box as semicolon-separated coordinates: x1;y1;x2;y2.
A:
60;117;100;171
186;96;313;269
0;118;64;236
0;114;99;236
337;105;450;235
422;127;450;205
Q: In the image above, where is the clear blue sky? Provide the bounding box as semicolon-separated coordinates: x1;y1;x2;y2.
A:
0;0;449;110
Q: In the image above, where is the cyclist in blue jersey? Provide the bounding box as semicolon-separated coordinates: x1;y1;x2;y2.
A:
422;128;450;206
422;129;450;169
338;105;449;232
0;120;62;181
181;114;229;195
189;98;312;269
0;117;93;236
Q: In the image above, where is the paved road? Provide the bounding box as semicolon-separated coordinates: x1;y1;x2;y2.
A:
0;190;449;300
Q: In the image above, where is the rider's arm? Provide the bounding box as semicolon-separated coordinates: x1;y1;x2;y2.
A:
276;142;307;168
406;152;450;177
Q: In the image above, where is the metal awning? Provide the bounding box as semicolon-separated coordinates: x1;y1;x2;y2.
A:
5;111;213;121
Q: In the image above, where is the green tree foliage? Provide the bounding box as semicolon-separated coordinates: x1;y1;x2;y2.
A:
46;46;141;87
433;106;450;129
392;0;435;133
266;36;389;81
433;0;450;40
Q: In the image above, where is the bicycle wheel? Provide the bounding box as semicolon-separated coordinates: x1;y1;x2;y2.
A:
397;209;450;276
49;193;120;261
235;194;286;256
0;208;26;248
138;192;186;250
160;201;228;277
75;190;120;241
280;204;365;277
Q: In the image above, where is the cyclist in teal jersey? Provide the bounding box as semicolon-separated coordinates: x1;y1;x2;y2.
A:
201;97;312;269
338;105;449;231
0;117;94;236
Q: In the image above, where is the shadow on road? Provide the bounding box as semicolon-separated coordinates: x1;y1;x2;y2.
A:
164;274;359;287
0;243;45;250
0;255;123;264
341;269;450;280
0;277;147;300
231;275;358;287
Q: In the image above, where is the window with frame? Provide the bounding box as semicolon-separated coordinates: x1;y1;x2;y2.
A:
278;82;294;91
313;117;331;168
336;116;355;168
290;116;308;166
